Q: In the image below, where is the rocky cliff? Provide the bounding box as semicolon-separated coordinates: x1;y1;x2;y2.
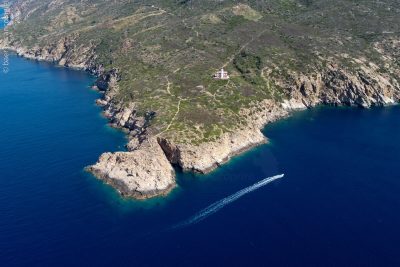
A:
86;139;175;199
280;61;400;109
89;80;288;198
2;33;399;199
82;39;400;199
1;0;399;199
0;36;98;72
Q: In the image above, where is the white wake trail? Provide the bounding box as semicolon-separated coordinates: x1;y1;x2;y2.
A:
172;174;284;229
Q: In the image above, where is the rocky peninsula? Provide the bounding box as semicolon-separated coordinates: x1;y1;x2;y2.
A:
1;0;399;199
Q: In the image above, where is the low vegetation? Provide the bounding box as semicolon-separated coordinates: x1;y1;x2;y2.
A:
2;0;399;144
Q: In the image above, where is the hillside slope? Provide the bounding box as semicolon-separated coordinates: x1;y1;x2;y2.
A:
1;0;399;198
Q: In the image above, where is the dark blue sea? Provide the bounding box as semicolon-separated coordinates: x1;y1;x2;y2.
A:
2;13;400;267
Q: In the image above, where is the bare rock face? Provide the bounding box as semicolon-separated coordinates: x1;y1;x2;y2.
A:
279;58;400;109
87;139;176;199
95;68;119;91
159;129;267;173
0;36;97;72
3;10;397;200
158;100;288;174
240;99;289;128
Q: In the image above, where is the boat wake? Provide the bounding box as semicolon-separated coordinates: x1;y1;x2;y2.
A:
171;174;284;230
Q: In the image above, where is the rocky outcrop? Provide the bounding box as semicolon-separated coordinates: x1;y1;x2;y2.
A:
99;100;156;147
90;105;284;198
158;129;266;173
86;96;288;200
95;68;119;91
2;9;399;200
88;94;289;197
158;100;288;174
278;57;400;110
0;36;98;72
0;36;174;199
86;139;176;199
0;36;171;199
4;34;399;200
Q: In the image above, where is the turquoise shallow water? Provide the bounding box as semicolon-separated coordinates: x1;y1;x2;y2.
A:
2;12;400;266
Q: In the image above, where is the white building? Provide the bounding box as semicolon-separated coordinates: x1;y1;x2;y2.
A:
213;68;230;80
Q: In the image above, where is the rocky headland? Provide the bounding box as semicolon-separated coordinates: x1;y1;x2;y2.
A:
1;0;399;199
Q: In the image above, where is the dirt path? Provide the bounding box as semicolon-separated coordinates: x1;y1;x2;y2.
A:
156;98;183;137
221;29;268;68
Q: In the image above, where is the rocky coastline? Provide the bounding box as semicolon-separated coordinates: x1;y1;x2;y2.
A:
86;139;176;199
1;30;399;199
0;39;287;199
